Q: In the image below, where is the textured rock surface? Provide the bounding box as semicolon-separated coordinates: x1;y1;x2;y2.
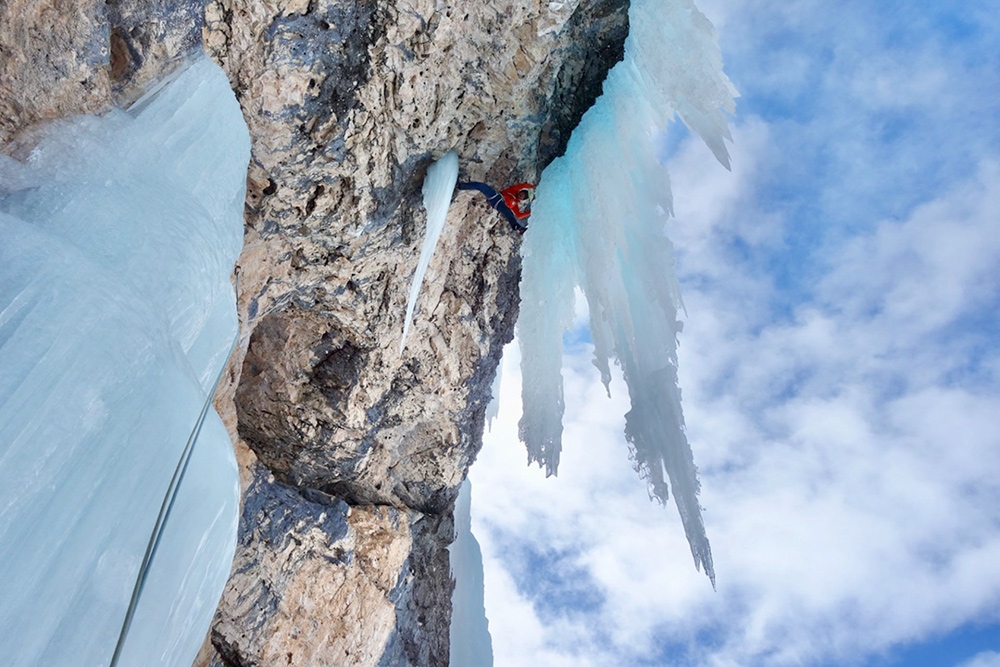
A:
204;467;452;666
0;0;111;146
105;0;207;101
0;0;205;146
0;0;629;664
201;2;628;663
208;0;629;510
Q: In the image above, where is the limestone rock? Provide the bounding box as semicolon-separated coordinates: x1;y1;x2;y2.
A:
105;0;207;103
202;4;628;659
0;0;207;146
0;0;111;146
232;194;520;514
207;466;452;667
209;0;629;514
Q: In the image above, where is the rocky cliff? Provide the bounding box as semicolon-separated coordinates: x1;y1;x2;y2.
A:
0;0;628;663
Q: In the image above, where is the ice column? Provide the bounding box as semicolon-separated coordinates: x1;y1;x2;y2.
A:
448;479;494;667
0;55;248;664
517;0;737;584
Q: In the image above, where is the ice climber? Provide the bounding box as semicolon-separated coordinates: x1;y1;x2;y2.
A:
455;181;536;233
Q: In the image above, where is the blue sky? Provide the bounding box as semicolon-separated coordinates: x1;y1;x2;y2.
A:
468;0;1000;665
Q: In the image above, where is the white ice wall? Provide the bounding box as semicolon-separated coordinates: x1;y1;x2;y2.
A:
0;55;248;665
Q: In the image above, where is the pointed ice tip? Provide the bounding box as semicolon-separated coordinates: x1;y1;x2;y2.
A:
699;132;732;171
697;548;716;590
713;145;732;172
400;150;458;355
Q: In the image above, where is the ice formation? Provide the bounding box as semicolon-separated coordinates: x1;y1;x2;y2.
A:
400;150;459;352
448;479;494;667
485;360;503;431
518;0;737;584
0;55;248;665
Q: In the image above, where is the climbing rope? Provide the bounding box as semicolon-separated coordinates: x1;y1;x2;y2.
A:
110;268;241;667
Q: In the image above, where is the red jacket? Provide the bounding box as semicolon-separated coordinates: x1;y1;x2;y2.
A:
500;183;536;220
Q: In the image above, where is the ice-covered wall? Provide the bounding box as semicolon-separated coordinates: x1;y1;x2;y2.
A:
0;56;248;665
518;0;737;584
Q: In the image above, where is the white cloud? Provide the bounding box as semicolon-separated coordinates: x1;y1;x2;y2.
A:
471;130;1000;667
960;651;1000;667
670;138;1000;663
468;2;1000;665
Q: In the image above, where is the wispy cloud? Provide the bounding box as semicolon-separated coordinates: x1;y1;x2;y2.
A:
960;651;1000;667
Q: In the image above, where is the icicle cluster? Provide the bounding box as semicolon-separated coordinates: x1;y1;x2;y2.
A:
517;0;737;585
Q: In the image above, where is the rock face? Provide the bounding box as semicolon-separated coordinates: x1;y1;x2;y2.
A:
0;0;206;146
206;470;453;666
0;0;110;146
1;0;629;664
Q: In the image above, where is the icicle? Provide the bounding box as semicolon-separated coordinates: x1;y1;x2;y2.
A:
448;479;494;666
400;151;459;353
485;359;503;432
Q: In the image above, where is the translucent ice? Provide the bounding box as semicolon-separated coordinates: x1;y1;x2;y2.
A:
485;360;503;432
400;150;459;353
0;55;248;664
449;479;494;667
517;0;737;584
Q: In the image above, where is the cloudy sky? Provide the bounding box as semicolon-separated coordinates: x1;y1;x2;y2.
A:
468;1;1000;665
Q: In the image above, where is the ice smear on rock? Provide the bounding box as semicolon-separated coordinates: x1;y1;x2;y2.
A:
448;479;494;667
400;150;459;353
0;55;247;664
517;0;737;585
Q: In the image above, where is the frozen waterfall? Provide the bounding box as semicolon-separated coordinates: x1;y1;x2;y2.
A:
518;0;737;584
0;56;248;665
